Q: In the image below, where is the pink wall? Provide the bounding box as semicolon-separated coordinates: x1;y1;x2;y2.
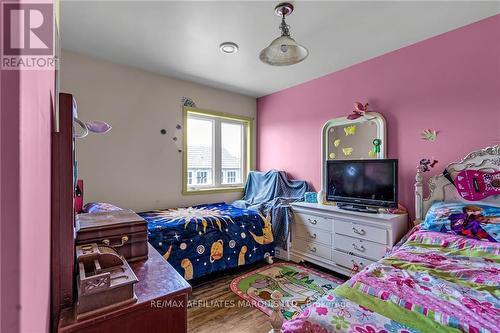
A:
1;71;53;333
257;15;500;218
1;66;22;333
1;30;53;333
19;70;53;333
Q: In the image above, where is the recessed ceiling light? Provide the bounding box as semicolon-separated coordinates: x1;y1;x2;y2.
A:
219;42;239;54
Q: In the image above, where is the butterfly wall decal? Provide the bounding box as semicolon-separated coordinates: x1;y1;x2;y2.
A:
347;102;370;120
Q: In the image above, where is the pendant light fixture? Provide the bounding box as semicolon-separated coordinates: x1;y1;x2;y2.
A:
259;2;309;66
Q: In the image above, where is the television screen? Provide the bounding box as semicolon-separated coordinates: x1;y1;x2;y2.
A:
326;159;398;208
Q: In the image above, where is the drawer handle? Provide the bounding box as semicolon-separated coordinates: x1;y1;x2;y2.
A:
102;236;129;248
308;218;317;225
352;227;366;235
352;243;365;252
308;232;317;239
308;246;317;253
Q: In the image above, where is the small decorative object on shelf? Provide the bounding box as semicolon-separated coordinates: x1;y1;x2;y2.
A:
75;243;138;319
304;192;318;203
317;190;324;204
268;290;284;333
76;209;148;262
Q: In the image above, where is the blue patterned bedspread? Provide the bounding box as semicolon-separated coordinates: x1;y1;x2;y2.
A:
140;203;275;281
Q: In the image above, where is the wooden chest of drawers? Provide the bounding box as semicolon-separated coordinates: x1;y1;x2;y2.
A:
290;202;408;276
59;244;191;333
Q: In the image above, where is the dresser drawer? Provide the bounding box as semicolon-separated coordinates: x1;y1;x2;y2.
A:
332;249;374;272
294;212;331;232
293;238;331;261
293;223;332;246
335;219;387;244
334;234;388;261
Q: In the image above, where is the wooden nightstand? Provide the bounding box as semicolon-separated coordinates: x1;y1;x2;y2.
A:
59;244;191;333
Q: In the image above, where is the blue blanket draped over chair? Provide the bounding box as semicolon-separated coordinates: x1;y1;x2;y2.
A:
233;170;309;249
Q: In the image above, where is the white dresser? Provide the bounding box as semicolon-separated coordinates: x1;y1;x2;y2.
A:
290;202;408;276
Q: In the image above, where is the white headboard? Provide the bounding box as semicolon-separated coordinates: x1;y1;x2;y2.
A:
415;145;500;224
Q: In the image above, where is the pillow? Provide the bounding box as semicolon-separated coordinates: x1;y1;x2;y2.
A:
83;202;123;214
421;202;500;242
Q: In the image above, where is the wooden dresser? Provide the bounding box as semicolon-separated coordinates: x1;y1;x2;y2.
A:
59;244;191;333
290;202;408;276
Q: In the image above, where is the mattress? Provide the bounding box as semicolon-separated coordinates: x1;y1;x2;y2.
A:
283;226;499;333
140;202;275;280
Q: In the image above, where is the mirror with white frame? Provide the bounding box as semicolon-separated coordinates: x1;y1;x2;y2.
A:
320;112;387;195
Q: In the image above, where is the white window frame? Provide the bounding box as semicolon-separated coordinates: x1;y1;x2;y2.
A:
196;170;208;184
183;107;253;195
226;171;237;184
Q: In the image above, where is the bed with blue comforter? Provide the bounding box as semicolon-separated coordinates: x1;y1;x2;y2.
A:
139;202;275;281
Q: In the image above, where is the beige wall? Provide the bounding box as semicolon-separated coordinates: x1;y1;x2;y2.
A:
60;50;256;212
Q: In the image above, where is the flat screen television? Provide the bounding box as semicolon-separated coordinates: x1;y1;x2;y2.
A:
326;159;398;212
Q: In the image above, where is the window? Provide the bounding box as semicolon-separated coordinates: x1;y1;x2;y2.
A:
196;171;208;184
226;171;237;184
183;107;253;194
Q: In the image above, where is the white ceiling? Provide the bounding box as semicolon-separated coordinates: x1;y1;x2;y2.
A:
61;1;500;97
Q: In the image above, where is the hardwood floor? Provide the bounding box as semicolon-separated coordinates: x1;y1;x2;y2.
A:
187;260;347;333
187;262;270;333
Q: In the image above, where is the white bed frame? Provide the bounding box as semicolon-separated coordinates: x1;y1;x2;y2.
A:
415;145;500;224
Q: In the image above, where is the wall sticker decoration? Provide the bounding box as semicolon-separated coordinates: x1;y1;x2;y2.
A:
344;125;356;136
419;158;438;172
342;147;353;156
421;129;438;142
347;102;370;120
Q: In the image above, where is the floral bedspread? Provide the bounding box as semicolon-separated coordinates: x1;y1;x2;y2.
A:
283;228;499;333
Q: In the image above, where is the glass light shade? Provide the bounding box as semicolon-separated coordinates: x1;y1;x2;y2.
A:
259;35;309;66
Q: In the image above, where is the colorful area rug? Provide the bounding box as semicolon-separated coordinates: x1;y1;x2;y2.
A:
230;262;345;320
